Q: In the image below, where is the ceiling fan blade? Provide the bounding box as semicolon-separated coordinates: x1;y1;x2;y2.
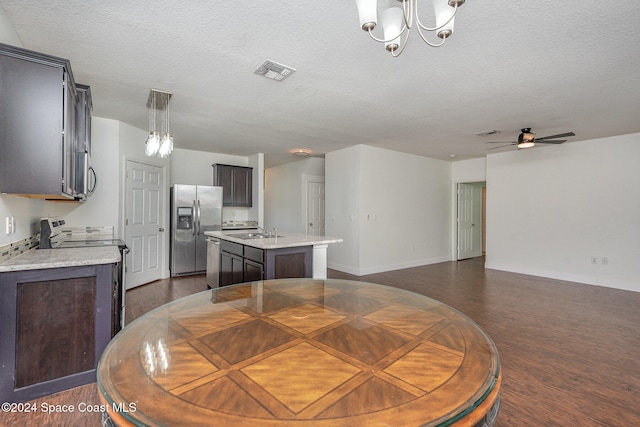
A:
535;139;567;144
485;141;517;144
486;143;515;150
536;132;575;141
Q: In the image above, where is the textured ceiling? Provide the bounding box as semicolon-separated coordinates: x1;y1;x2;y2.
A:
2;1;640;167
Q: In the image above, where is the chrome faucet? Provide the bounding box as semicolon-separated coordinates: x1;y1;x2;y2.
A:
256;225;278;238
256;225;272;237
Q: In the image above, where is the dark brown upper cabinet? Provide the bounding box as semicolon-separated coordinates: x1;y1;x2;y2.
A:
212;164;253;207
0;43;91;202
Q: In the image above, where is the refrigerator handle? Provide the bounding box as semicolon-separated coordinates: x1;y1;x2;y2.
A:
192;200;197;236
197;200;202;235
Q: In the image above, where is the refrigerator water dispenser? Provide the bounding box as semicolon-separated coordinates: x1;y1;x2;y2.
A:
177;207;193;229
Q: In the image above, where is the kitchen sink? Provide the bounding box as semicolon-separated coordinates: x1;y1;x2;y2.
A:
228;233;283;240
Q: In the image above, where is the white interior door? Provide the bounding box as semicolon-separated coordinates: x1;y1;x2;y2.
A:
125;160;164;288
457;183;476;260
307;181;325;236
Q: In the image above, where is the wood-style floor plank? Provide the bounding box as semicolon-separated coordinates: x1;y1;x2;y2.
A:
1;258;638;426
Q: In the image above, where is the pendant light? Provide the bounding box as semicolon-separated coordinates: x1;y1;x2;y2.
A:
145;89;174;158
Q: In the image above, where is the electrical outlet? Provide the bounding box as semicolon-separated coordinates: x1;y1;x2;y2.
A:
601;257;608;265
591;257;598;264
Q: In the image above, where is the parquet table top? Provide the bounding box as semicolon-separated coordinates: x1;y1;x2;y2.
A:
97;279;500;426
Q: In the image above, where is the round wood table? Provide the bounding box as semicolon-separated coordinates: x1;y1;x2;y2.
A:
98;279;501;426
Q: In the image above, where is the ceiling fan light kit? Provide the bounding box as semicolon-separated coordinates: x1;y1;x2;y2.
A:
517;129;536;148
355;0;466;57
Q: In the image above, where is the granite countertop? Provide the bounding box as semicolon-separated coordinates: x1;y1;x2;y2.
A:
204;230;343;250
0;246;121;272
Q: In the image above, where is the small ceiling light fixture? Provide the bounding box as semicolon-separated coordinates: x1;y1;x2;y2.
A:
145;89;174;158
290;148;312;157
255;60;296;81
355;0;466;57
517;129;536;149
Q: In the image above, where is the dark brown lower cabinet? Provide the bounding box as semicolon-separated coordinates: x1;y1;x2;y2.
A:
244;259;264;282
220;251;244;287
265;247;312;280
0;263;116;402
219;241;312;286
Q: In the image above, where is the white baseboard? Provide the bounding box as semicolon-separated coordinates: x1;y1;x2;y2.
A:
329;255;452;277
484;262;639;293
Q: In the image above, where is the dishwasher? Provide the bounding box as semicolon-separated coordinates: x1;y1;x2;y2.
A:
206;237;220;288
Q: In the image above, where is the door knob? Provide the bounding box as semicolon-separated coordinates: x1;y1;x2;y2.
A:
159;228;165;232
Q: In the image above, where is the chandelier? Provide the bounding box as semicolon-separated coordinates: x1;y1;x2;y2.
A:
355;0;466;56
145;89;174;158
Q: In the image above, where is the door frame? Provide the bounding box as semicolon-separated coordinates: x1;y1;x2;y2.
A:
121;156;170;282
301;174;325;235
452;180;486;261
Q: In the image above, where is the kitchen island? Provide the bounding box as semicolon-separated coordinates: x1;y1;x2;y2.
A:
205;231;342;287
0;247;121;402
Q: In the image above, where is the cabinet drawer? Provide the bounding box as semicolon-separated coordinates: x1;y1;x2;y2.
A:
244;246;264;263
221;240;243;256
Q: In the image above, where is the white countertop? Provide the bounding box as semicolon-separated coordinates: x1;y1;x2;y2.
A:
205;230;343;250
0;246;121;272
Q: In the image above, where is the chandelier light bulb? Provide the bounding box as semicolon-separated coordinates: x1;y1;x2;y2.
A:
158;133;173;158
145;131;160;156
382;7;403;52
356;0;377;30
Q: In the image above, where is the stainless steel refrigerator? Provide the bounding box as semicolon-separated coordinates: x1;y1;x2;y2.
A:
170;185;223;276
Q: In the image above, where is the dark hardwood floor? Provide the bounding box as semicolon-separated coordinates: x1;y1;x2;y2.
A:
2;258;639;426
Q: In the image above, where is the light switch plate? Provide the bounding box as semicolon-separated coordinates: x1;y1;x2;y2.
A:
5;216;16;234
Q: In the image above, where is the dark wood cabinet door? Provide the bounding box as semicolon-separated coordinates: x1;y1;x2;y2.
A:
0;264;114;402
16;277;96;388
213;165;234;205
220;251;244;286
232;167;252;207
244;259;264;282
212;164;252;207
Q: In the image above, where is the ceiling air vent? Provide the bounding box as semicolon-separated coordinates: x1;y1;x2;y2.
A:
475;130;501;137
254;60;296;81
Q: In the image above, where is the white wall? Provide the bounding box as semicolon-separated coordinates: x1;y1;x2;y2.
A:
452;157;487;182
46;118;121;231
326;145;452;275
265;157;325;233
485;133;640;292
0;195;44;245
325;146;361;273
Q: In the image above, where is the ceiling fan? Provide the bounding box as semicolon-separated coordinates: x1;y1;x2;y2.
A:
486;128;576;150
